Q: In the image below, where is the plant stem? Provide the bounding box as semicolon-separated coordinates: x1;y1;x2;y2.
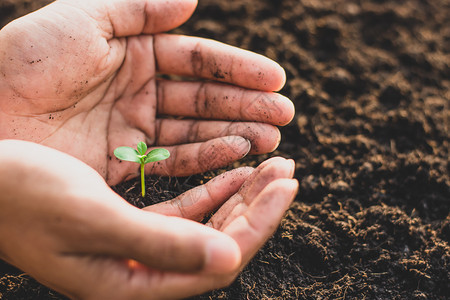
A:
140;163;145;197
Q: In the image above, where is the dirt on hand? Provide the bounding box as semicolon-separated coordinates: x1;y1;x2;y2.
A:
1;0;449;299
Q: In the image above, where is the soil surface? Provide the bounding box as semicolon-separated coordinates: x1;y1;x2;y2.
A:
1;0;449;299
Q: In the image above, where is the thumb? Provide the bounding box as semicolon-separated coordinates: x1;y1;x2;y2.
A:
64;0;198;37
84;203;241;274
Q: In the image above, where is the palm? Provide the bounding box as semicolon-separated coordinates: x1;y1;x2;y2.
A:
0;5;158;184
0;0;293;185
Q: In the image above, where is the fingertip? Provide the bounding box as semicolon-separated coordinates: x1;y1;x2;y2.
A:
243;138;252;157
222;136;251;158
256;156;288;169
277;178;299;208
177;0;198;23
264;158;296;180
258;59;286;92
265;178;299;208
288;178;300;195
271;63;287;92
266;128;281;153
277;95;296;126
287;159;296;178
191;0;199;9
102;0;200;36
158;0;198;31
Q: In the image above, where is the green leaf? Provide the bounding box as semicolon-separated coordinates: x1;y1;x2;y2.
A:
114;147;140;163
144;148;170;164
137;141;148;156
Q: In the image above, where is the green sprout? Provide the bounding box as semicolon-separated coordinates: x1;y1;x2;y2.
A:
114;142;170;197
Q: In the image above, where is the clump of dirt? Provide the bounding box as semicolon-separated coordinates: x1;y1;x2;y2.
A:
1;0;449;299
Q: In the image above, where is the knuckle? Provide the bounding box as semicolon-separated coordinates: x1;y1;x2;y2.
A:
166;146;179;174
187;121;201;143
191;43;203;76
194;83;209;117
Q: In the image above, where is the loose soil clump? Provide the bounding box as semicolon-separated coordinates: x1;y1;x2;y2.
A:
1;0;449;299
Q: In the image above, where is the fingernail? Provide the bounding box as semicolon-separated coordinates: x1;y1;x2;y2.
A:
242;139;251;157
222;136;251;158
288;159;296;177
268;130;281;152
205;236;241;273
288;179;300;198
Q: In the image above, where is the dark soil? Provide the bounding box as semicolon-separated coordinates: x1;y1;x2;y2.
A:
1;0;449;299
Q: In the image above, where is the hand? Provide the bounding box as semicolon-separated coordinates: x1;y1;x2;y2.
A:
0;140;298;299
0;0;294;185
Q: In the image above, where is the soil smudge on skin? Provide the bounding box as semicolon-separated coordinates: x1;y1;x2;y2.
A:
1;0;449;299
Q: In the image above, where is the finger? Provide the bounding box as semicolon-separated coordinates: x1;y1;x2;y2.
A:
223;178;298;264
239;158;295;201
207;157;295;231
156;119;280;154
144;167;253;220
124;178;299;299
157;80;295;125
144;136;251;176
74;0;198;38
61;201;241;275
46;253;234;300
154;34;286;91
109;211;242;273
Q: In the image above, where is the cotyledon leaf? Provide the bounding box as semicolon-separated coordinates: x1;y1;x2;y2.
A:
114;146;140;163
144;148;170;164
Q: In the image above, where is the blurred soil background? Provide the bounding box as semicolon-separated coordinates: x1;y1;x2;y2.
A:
1;0;449;299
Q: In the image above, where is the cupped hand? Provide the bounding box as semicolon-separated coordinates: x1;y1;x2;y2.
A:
0;140;298;299
0;0;294;185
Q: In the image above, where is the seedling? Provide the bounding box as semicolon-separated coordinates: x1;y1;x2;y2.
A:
114;142;170;197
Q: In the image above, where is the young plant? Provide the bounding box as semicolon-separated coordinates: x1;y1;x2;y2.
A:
113;142;170;197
